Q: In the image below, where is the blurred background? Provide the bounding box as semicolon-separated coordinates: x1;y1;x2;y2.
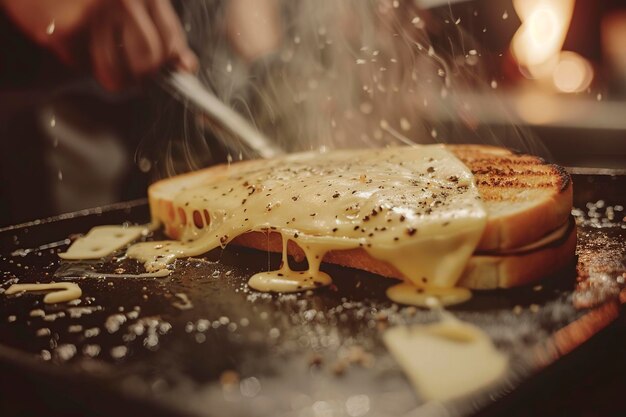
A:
1;0;625;227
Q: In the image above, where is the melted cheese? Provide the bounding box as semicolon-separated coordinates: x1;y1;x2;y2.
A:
248;236;332;292
5;283;82;304
127;145;487;301
59;225;148;260
386;282;472;308
383;316;508;402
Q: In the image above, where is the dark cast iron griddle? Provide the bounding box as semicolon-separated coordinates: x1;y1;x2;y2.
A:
0;173;625;417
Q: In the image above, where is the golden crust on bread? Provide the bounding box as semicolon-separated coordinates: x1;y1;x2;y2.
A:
448;145;572;251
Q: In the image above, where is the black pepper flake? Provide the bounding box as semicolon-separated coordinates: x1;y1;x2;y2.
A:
292;196;298;201
400;215;406;222
393;237;399;241
310;213;316;217
353;225;360;231
332;193;340;198
294;233;299;238
363;215;370;222
427;166;435;173
241;199;247;204
332;228;338;232
406;228;417;236
422;277;428;283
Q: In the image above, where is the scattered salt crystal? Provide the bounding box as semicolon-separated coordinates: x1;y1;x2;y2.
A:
83;344;101;357
55;344;77;361
36;328;51;337
84;327;100;338
111;346;128;359
68;325;83;333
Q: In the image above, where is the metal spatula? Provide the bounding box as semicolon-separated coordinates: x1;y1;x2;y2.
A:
155;70;284;159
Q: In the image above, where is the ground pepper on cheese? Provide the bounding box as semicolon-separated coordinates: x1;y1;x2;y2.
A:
127;145;487;306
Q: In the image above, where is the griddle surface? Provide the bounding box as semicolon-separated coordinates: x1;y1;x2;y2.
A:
0;175;625;417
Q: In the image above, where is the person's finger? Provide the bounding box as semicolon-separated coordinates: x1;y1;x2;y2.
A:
119;0;164;77
90;11;126;91
146;0;198;72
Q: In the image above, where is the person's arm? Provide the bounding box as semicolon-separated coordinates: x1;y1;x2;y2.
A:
1;0;198;91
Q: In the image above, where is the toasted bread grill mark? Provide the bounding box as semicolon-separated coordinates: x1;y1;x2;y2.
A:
452;148;570;194
448;145;572;250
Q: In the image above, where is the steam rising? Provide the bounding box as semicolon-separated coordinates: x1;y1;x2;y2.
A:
141;0;549;178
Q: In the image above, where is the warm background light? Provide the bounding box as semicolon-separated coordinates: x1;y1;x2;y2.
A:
552;51;594;93
512;0;575;78
510;0;594;93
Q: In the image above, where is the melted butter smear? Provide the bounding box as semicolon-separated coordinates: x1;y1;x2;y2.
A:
5;283;82;304
384;315;508;402
127;145;487;303
59;225;149;260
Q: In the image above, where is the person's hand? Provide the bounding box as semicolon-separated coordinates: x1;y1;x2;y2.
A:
90;0;198;91
1;0;198;91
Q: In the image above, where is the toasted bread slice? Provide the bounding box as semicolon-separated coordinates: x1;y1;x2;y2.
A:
448;145;572;251
147;145;574;289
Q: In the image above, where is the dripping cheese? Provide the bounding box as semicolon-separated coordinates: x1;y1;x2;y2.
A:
5;283;82;304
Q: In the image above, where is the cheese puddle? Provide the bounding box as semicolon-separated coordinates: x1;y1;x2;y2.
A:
5;283;82;304
248;236;332;292
384;316;508;402
386;282;472;308
127;145;487;302
59;225;149;260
